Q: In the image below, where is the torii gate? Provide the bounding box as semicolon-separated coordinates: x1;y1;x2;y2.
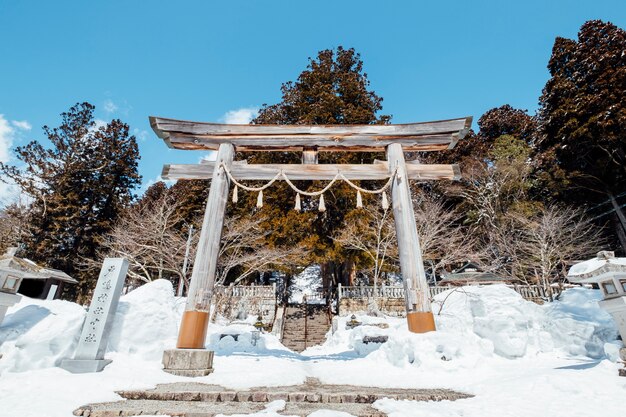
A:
151;116;472;350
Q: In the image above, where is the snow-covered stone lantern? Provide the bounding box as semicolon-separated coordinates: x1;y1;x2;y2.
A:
568;251;626;375
0;248;25;326
568;251;626;339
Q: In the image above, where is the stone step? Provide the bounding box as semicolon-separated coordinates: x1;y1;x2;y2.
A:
73;400;386;417
281;304;332;352
114;380;471;404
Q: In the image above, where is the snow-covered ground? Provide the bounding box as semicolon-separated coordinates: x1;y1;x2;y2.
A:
0;280;624;417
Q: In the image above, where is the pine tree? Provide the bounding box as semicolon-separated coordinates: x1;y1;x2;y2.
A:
425;104;536;167
235;47;392;287
537;19;626;251
168;179;210;228
0;102;141;301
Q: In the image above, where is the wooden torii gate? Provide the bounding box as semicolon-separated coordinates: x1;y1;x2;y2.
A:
151;116;472;349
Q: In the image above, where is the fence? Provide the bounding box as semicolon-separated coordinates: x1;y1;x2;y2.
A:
337;285;405;299
337;283;552;302
303;290;331;304
212;282;555;303
213;284;276;299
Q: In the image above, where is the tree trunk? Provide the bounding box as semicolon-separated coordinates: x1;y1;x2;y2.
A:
609;192;626;254
341;258;355;287
614;216;626;255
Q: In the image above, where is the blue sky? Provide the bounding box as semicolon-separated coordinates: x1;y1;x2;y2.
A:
1;0;625;199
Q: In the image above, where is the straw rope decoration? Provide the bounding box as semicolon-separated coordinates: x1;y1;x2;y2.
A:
220;162;399;212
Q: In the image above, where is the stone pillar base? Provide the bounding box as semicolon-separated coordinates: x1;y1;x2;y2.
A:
162;349;214;377
407;311;436;333
60;359;112;373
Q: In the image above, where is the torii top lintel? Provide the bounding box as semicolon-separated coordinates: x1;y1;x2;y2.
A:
149;116;472;152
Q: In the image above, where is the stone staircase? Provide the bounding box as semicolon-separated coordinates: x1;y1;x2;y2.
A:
281;304;330;352
73;378;473;417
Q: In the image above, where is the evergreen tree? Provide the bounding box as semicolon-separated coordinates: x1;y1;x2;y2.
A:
168;179;210;228
425;104;536;167
237;47;392;286
254;47;390;126
537;19;626;251
0;102;141;301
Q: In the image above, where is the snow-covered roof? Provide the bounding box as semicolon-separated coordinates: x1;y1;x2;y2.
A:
0;251;78;284
567;251;626;283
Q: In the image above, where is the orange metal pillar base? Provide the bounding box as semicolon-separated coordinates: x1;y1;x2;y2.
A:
177;310;210;349
407;311;436;333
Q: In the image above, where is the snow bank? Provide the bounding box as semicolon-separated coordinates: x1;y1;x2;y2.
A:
543;287;617;357
0;298;85;373
206;315;288;355
0;282;624;417
434;285;617;358
108;279;183;360
0;279;290;374
0;282;620;376
323;285;619;367
0;279;184;373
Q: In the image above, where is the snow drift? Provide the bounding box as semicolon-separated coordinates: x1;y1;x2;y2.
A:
0;279;284;374
321;285;619;364
0;280;620;375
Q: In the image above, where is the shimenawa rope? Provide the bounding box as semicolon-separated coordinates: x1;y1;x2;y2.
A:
220;162;399;211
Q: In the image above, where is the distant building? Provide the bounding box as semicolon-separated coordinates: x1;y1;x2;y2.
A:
0;248;77;300
439;262;514;286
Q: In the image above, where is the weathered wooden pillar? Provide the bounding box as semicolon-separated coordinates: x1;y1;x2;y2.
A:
177;143;234;348
386;143;435;333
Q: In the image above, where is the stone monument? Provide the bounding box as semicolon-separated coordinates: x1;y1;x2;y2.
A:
61;258;128;373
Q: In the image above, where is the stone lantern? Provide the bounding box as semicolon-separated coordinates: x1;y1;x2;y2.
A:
568;251;626;375
0;249;26;325
0;247;78;326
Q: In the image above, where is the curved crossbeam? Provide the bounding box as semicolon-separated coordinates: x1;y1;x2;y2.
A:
150;116;473;152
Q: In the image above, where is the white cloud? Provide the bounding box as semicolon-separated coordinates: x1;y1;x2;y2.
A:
93;119;108;131
199;151;216;163
220;107;259;124
11;120;31;131
0;115;14;163
103;99;118;113
198;107;259;163
133;128;149;142
0;115;21;204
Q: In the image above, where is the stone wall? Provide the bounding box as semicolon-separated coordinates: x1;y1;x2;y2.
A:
338;297;406;317
212;293;277;323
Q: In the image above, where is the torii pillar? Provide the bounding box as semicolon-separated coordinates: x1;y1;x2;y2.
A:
388;143;435;332
177;143;234;349
161;144;234;376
